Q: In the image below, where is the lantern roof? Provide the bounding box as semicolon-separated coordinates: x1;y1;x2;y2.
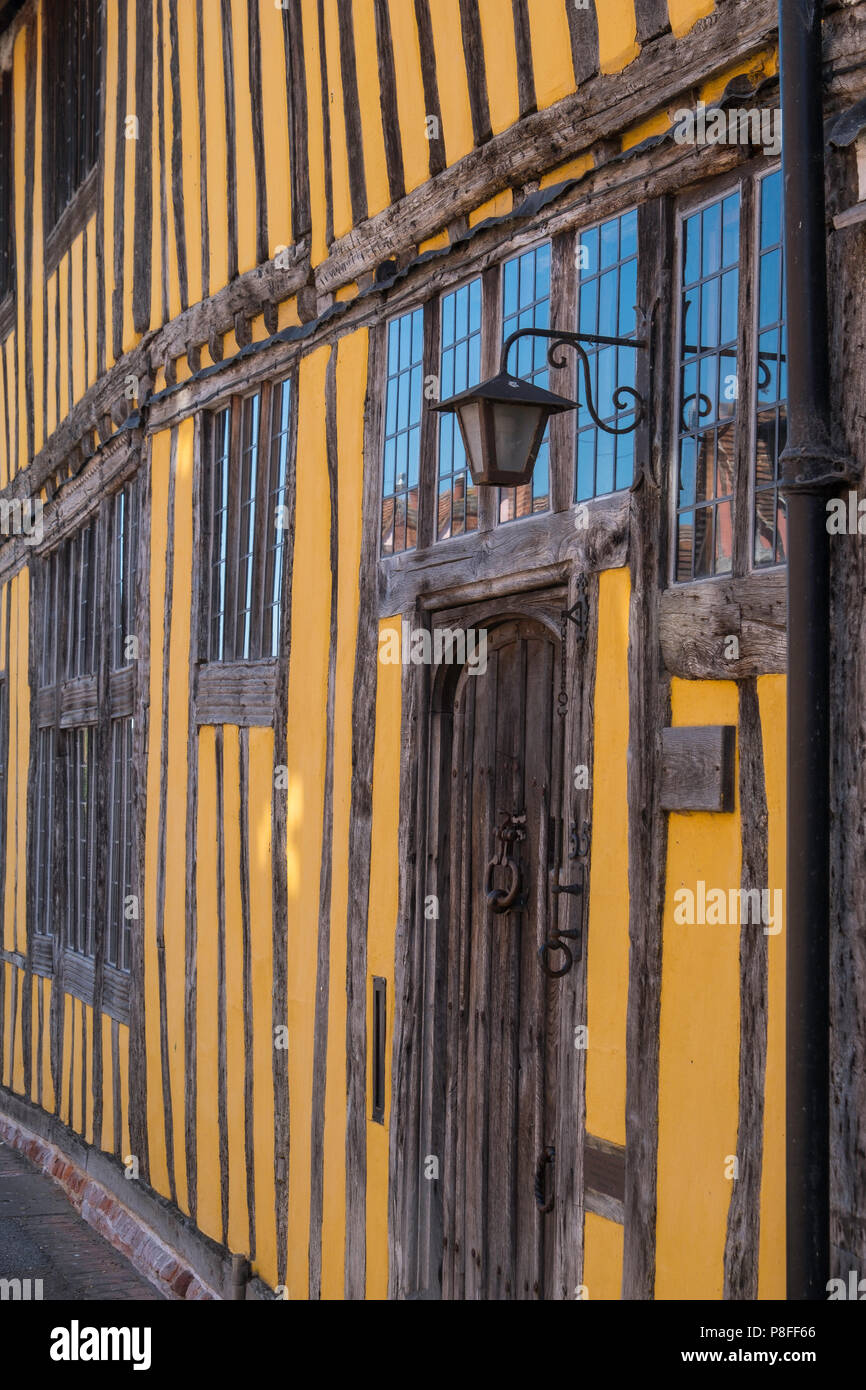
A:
431;371;578;414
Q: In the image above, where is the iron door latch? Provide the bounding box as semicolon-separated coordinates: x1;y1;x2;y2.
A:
539;864;584;977
485;812;527;915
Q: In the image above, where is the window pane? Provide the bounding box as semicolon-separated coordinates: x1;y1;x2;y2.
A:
500;244;552;522
382;308;424;553
753;170;787;568
575;211;640;501
106;716;134;972
67;727;94;959
436;279;483;539
46;0;103;231
34;729;55;937
204;385;293;663
675;189;741;580
208;408;231;661
237;394;261;661
112;484;139;670
264;380;292;659
684;213;701;287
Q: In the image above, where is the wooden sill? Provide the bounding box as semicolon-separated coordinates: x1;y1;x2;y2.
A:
659;569;786;679
195;659;278;726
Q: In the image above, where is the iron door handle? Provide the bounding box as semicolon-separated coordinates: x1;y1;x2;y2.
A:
485;854;523;913
534;1144;555;1213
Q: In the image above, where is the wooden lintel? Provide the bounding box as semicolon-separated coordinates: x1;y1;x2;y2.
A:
380;497;629;617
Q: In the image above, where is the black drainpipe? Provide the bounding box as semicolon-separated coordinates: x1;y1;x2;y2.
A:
779;0;838;1301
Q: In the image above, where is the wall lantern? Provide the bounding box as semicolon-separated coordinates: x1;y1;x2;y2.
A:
432;326;650;488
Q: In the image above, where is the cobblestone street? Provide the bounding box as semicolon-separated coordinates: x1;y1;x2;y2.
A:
0;1141;162;1301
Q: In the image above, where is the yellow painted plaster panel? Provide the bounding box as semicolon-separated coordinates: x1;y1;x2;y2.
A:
45;274;57;441
418;230;450;254
477;0;520;134
539;153;593;191
278;300;301;332
231;0;259;276
669;0;715;39
621;111;672;152
86;226;98;389
655;678;741;1300
352;0;391;219
429;0;475;169
121;0;138;352
31;16;44;447
259;0;293;255
389;0;431;194
527;0;576;106
175;0;204;309
161;0;182;320
201;0;229;298
101;1013;114;1154
149;9;162;331
302;0;331;266
597;0;639;74
119;1023;130;1162
11;965;24;1094
102;0;119;365
583;1211;624;1300
42;978;55;1114
469;191;513;227
60;993;72;1125
585;567;630;1146
324;0;354;241
699;49;778;105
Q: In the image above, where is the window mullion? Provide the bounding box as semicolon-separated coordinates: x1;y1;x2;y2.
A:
478;264;501;533
223;397;243;664
550;229;578;514
203;413;218;662
732;176;757;577
249;384;271;661
415;299;438;551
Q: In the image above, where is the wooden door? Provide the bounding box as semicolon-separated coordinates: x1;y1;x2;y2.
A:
439;616;566;1300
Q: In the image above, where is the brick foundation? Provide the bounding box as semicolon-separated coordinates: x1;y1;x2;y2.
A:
0;1113;219;1301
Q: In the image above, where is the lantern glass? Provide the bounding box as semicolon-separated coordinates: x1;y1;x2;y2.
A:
455;400;484;479
492;403;546;477
435;368;578;486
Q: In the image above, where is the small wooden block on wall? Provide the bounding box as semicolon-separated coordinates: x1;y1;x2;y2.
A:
660;725;736;813
584;1134;625;1225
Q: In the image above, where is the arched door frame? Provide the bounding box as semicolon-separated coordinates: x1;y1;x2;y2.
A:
389;577;596;1299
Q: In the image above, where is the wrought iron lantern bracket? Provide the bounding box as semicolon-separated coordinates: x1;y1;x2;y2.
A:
499;326;650;437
